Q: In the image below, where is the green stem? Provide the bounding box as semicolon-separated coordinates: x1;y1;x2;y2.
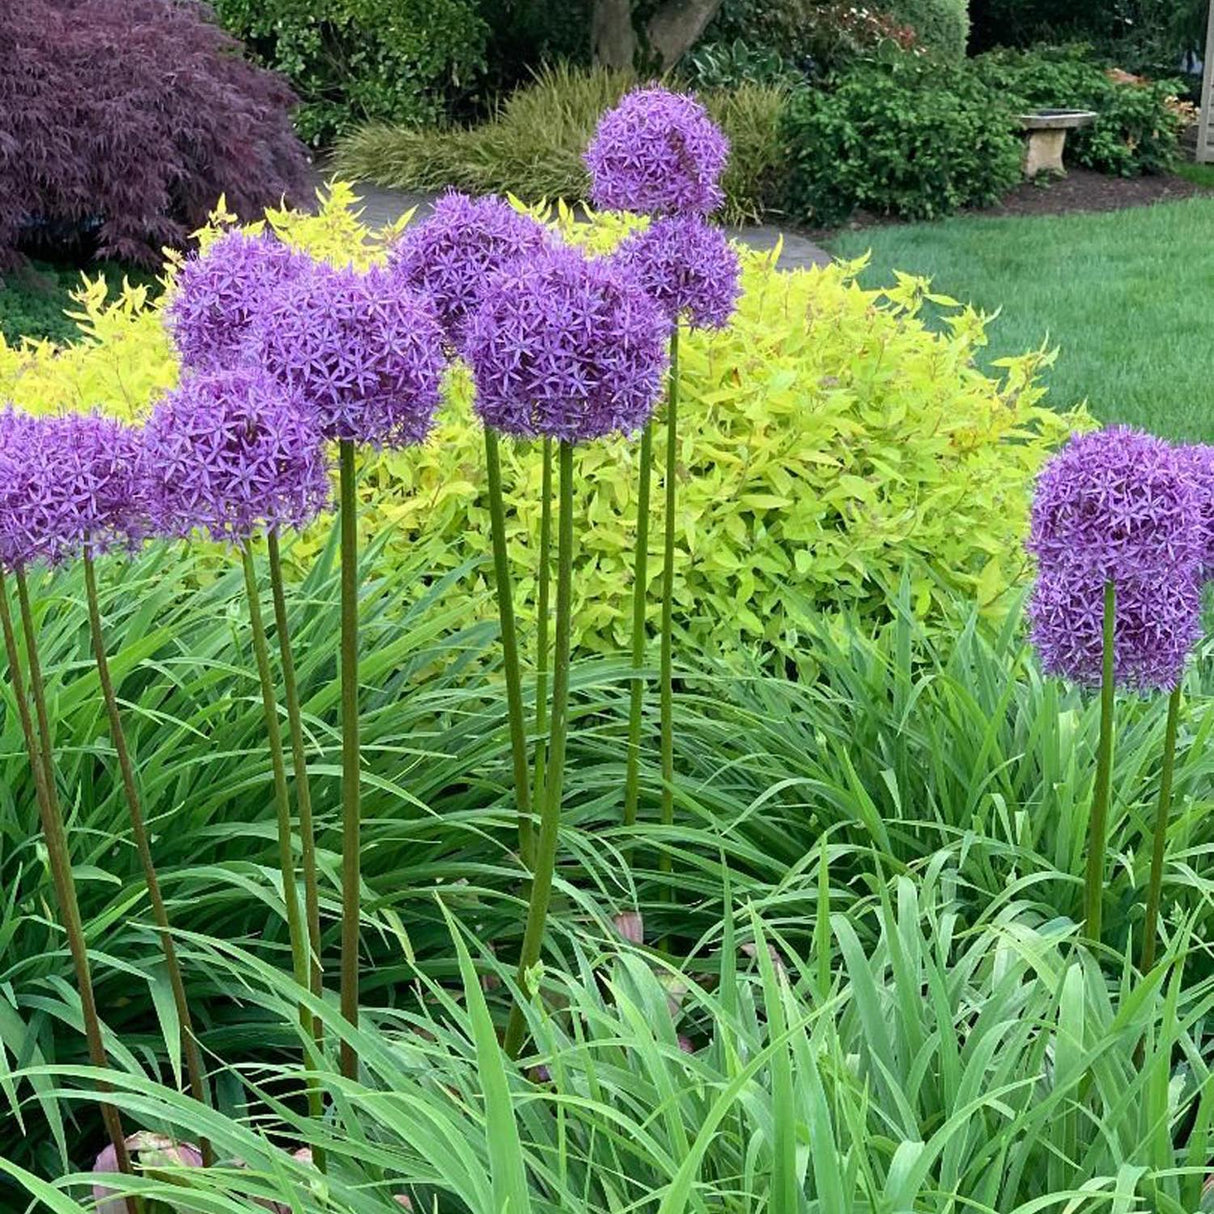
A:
265;530;326;1168
531;437;554;816
8;569;135;1208
1083;579;1116;945
484;427;534;868
83;552;213;1168
338;439;361;1081
623;419;654;834
504;441;574;1059
1140;683;1181;974
659;328;681;879
239;546;313;1052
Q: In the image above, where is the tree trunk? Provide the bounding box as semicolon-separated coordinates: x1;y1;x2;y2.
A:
645;0;723;68
591;0;724;70
592;0;637;70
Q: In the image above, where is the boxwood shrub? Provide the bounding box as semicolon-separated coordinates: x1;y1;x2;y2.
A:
781;58;1023;225
210;0;489;145
0;186;1088;664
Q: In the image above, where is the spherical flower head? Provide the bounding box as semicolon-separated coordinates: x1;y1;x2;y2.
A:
0;408;147;569
614;215;740;330
1028;564;1202;693
463;244;668;444
1028;426;1204;583
166;230;308;372
585;87;729;217
141;367;330;543
1179;443;1214;580
253;262;447;448
391;192;553;342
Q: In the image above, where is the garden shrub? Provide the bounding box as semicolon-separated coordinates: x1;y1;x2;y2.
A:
702;0;921;76
0;0;311;271
210;0;489;145
781;59;1023;225
973;45;1186;176
0;186;1087;661
334;66;790;226
882;0;970;58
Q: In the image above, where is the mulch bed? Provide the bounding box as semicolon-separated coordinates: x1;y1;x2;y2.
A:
808;168;1211;239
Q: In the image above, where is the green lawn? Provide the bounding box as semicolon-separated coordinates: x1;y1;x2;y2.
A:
824;196;1214;442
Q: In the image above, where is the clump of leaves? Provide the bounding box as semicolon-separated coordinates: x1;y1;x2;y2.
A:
0;0;313;271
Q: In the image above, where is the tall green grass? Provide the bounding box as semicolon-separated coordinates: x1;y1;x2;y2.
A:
12;883;1214;1212
333;66;789;226
2;539;1214;1206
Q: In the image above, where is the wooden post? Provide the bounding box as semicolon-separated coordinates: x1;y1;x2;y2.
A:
1198;0;1214;162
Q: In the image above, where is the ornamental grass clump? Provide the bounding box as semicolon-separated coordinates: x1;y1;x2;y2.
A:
0;407;138;1197
464;242;667;1057
391;192;553;865
143;366;332;1131
1027;426;1204;955
252;261;447;1080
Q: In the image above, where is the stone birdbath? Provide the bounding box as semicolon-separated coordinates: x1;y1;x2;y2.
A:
1018;109;1097;178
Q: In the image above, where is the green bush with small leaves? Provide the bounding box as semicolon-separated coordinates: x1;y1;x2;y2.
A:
973;44;1186;177
883;0;970;57
782;59;1024;225
209;0;489;145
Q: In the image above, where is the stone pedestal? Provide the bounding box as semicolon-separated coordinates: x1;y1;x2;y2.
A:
1017;110;1097;179
1023;128;1068;178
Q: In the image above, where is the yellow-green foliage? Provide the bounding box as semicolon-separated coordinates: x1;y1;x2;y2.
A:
0;183;1088;658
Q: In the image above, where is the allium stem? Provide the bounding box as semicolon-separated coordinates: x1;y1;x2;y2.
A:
239;545;315;1068
1084;579;1116;945
531;437;554;815
338;439;361;1081
265;528;327;1172
659;328;681;880
504;440;574;1059
83;551;213;1168
484;427;534;868
623;419;654;835
5;569;135;1209
1140;683;1181;974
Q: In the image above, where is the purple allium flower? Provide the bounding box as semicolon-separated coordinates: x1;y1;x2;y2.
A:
463;244;667;444
1027;427;1205;582
614;215;741;330
252;262;447;448
1179;443;1214;580
585;86;729;217
0;408;147;569
166;230;308;372
1028;564;1202;692
141;367;330;543
94;1133;203;1214
390;191;553;342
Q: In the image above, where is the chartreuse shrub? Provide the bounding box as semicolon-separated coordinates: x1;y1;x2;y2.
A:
0;185;1087;662
209;0;489;145
782;57;1024;224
